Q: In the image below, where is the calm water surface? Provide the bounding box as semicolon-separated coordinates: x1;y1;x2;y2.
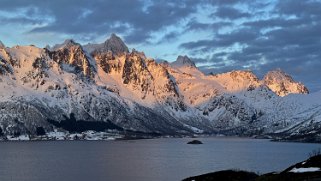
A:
0;137;320;181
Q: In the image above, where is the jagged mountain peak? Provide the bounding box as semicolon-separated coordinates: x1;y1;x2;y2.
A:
229;69;256;76
129;49;146;58
84;33;129;54
171;55;196;68
1;36;319;141
109;33;120;41
159;60;170;67
265;68;289;79
52;39;81;51
208;70;260;93
63;39;76;44
220;70;259;82
264;68;309;96
103;33;129;54
48;39;93;77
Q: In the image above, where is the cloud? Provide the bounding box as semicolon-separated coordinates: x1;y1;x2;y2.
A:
185;18;232;32
0;0;205;44
211;6;251;20
180;28;258;50
276;0;321;17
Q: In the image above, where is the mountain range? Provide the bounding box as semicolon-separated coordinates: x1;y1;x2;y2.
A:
0;34;320;141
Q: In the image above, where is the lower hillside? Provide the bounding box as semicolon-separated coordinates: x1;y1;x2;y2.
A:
183;154;321;181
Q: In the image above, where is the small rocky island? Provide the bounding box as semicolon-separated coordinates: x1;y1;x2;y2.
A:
187;140;203;144
183;154;321;181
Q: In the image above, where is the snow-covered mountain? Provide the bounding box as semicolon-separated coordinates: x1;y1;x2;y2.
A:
0;34;319;141
263;69;309;96
84;33;129;54
171;55;196;68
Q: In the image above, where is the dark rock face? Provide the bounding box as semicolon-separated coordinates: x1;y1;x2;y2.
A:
47;113;123;133
183;170;258;181
122;51;153;98
0;58;12;75
203;95;258;130
92;51;121;73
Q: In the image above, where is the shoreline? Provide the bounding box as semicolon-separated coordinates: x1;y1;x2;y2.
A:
1;133;320;144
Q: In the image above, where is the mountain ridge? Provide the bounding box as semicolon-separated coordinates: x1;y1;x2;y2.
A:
0;34;319;141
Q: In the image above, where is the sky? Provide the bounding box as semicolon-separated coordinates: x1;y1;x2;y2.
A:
0;0;320;91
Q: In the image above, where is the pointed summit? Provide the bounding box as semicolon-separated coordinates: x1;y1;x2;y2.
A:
83;33;129;54
103;33;129;54
109;33;119;40
264;68;309;96
63;39;77;45
171;55;196;68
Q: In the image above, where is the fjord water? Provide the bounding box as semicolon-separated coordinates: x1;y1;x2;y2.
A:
0;138;320;181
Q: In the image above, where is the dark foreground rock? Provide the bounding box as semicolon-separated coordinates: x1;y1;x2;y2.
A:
183;155;321;181
183;170;258;181
187;140;203;144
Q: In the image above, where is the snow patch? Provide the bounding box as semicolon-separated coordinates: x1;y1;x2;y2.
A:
289;167;320;173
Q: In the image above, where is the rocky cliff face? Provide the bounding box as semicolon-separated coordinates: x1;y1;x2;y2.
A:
0;56;12;75
264;69;309;96
92;51;120;74
49;39;94;78
210;70;260;93
0;34;319;141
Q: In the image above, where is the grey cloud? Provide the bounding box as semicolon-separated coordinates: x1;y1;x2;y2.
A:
124;29;152;44
185;18;232;32
180;39;212;50
243;18;307;30
276;0;321;18
211;6;251;20
1;0;204;44
155;31;181;44
0;17;44;25
207;0;242;5
180;28;258;50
